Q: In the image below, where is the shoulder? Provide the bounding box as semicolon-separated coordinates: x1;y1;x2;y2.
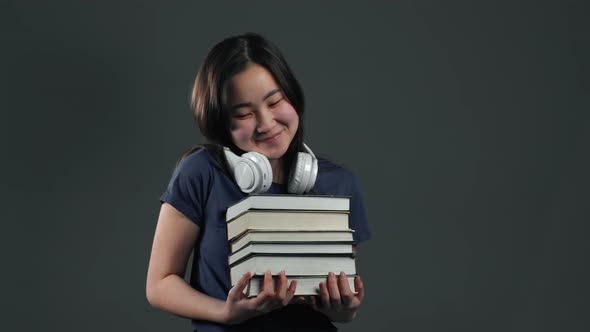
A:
175;148;213;174
314;157;359;195
317;157;355;178
171;147;227;183
177;148;213;168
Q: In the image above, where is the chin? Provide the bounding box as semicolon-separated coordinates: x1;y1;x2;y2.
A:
260;148;288;160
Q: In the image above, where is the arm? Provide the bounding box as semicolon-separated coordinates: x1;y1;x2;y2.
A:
146;203;298;324
146;202;227;322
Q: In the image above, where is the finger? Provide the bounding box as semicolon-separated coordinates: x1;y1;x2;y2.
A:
276;270;287;301
262;270;274;295
338;271;354;307
327;272;342;311
354;275;365;303
318;281;331;310
227;272;251;301
283;279;297;306
255;270;279;313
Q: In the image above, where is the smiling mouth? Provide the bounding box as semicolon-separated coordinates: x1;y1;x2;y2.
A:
256;130;282;143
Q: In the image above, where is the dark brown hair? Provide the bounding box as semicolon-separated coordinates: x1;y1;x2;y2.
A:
188;32;305;180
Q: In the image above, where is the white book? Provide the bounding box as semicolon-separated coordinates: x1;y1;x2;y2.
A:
226;194;350;221
230;229;355;253
229;242;354;265
244;275;357;297
226;210;349;241
230;255;356;285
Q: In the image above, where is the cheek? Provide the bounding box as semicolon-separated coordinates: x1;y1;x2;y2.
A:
230;120;256;142
277;104;299;129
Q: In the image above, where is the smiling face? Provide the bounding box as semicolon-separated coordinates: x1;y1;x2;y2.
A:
227;63;299;164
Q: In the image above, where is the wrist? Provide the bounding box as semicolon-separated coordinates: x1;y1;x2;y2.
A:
210;299;235;324
220;303;242;325
220;302;260;325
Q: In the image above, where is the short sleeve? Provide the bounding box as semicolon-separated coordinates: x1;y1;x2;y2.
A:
159;150;212;227
349;174;371;243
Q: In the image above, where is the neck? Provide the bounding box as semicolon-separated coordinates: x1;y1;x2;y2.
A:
270;159;284;184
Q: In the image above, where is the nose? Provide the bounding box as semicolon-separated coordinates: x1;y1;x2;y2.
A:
256;107;275;133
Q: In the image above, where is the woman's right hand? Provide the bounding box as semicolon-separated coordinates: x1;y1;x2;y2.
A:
222;270;297;325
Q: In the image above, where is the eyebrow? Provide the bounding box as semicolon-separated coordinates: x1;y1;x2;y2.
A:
230;88;282;110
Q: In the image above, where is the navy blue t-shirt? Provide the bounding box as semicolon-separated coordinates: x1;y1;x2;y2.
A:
160;148;371;332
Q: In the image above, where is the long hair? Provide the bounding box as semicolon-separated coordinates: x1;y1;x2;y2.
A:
189;32;305;181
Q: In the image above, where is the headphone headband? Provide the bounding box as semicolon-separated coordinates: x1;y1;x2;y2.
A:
302;142;316;160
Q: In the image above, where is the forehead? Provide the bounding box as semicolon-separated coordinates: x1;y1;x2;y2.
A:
228;64;280;102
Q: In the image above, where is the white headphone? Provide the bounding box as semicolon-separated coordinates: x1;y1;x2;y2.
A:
223;143;318;194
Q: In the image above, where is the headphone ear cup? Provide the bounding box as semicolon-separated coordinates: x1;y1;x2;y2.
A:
231;158;257;193
242;151;273;193
288;152;312;194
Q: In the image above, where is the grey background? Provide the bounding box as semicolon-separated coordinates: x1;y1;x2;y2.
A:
2;1;589;331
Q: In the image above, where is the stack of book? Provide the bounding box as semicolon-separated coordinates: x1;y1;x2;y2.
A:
226;194;357;296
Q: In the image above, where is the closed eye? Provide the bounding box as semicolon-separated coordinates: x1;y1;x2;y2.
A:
269;98;284;108
232;113;253;119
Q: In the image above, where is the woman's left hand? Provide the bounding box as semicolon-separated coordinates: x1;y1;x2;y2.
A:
310;272;365;323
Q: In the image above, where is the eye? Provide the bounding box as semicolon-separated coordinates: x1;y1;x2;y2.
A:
232;112;253;119
269;98;284;108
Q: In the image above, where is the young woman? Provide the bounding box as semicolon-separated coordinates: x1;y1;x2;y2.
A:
146;33;371;332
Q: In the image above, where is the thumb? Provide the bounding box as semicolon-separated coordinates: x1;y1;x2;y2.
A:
228;272;251;301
